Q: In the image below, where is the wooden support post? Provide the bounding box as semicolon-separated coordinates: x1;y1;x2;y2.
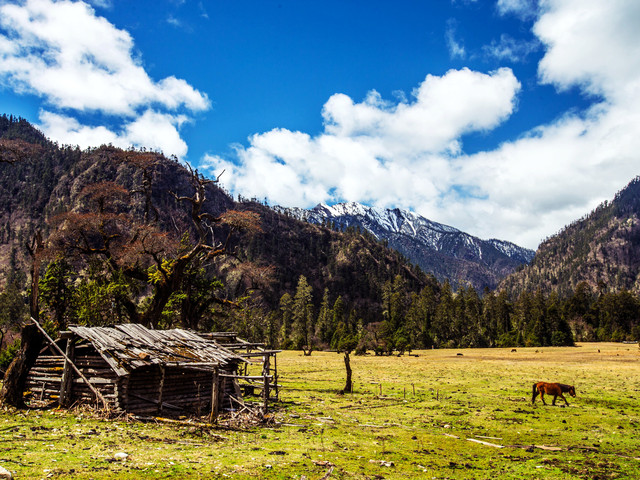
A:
209;366;219;424
157;365;166;414
262;354;270;413
272;353;278;400
59;336;76;407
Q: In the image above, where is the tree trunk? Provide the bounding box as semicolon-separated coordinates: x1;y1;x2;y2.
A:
343;351;352;393
0;324;43;408
27;231;44;322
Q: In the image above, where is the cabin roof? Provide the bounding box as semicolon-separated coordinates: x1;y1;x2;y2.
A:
67;324;245;376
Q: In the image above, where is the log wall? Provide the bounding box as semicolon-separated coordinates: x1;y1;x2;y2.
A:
25;349;120;409
120;365;239;415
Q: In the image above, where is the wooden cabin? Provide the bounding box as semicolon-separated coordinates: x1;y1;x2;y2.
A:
24;324;277;418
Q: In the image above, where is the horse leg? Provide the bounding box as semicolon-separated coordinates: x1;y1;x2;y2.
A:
532;384;539;404
540;391;547;405
559;393;569;406
552;394;557;406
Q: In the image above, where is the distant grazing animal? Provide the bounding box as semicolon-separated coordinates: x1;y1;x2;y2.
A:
511;348;517;352
532;382;576;406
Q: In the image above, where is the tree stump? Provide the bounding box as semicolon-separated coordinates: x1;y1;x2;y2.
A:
343;351;353;393
0;324;43;408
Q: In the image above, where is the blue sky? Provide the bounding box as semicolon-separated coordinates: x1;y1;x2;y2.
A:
1;0;639;249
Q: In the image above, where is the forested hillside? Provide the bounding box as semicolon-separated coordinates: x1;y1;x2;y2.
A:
0;115;438;353
3;115;640;359
501;177;640;297
499;177;640;342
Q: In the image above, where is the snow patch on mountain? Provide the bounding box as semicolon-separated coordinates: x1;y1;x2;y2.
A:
274;202;535;290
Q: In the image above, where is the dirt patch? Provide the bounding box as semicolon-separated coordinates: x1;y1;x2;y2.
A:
542;457;622;479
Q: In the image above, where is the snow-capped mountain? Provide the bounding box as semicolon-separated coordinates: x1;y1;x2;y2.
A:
277;202;535;291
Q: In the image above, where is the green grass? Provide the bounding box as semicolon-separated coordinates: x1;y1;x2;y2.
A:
2;343;640;479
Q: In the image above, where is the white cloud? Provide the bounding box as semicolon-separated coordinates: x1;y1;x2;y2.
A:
124;110;189;158
204;67;521;217
198;2;209;19
448;99;640;247
0;0;209;157
208;0;640;250
445;20;466;59
166;15;182;28
497;0;538;19
535;0;640;100
39;110;123;148
482;34;539;62
39;109;190;157
87;0;111;8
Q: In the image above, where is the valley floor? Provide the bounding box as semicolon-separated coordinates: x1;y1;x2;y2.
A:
2;343;639;479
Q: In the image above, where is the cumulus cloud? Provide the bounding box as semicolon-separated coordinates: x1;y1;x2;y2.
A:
535;0;640;100
0;0;209;157
204;67;521;215
38;109;190;157
208;0;640;249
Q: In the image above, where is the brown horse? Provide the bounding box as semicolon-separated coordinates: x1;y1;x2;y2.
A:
532;382;576;406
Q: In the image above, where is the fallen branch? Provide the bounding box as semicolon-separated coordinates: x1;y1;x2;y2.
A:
319;466;334;479
467;438;505;448
131;415;228;440
338;400;410;410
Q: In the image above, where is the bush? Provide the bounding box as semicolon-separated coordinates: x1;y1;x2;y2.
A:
0;339;20;377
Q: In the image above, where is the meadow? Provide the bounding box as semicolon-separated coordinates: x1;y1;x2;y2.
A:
1;343;640;479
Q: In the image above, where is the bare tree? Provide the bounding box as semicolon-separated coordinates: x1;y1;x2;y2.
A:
49;163;262;327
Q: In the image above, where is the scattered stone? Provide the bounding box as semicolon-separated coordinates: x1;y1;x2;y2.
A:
0;466;12;479
369;459;395;467
114;452;129;461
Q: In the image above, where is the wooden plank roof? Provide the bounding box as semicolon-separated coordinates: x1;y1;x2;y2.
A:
67;324;245;376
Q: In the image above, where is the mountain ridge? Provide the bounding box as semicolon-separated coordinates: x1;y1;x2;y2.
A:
276;201;534;291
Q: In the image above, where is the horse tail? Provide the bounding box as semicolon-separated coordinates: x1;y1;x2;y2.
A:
532;383;538;404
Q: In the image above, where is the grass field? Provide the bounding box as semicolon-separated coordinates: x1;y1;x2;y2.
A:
2;342;640;479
